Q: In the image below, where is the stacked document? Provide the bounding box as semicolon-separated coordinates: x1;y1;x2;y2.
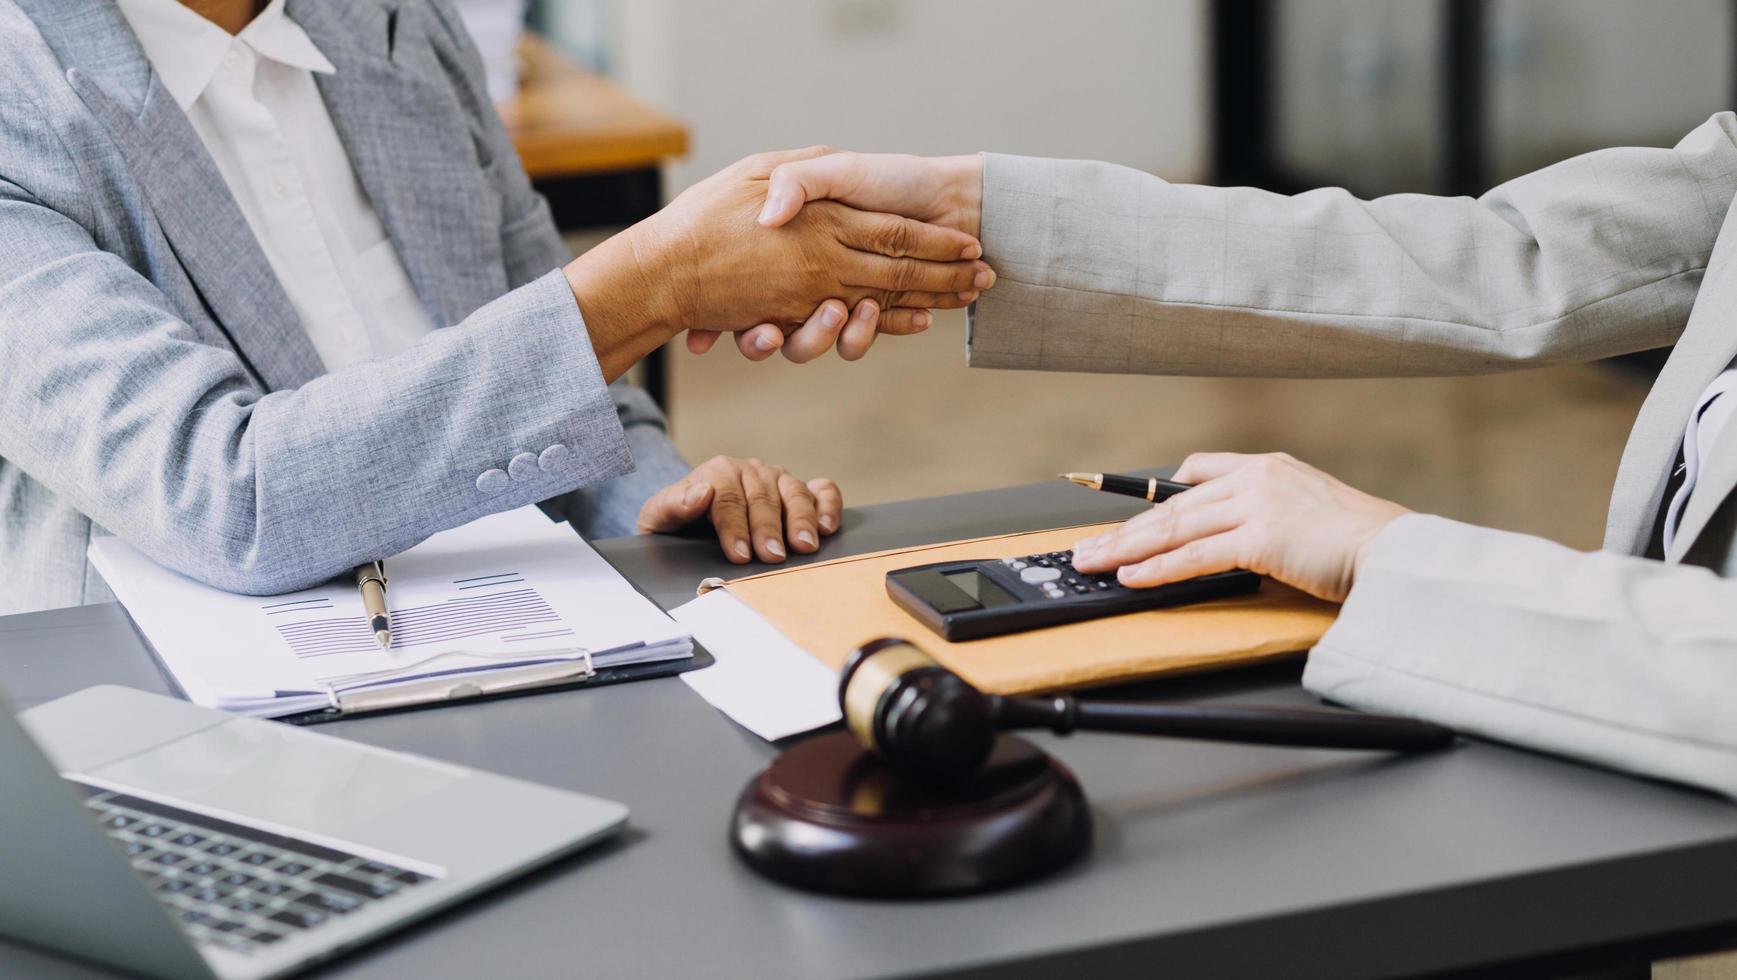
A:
90;507;692;719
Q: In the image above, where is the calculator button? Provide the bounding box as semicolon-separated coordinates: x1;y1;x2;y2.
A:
1010;561;1028;570
1095;581;1112;590
1020;567;1062;585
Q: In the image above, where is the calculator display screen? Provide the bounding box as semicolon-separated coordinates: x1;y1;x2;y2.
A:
941;570;1019;608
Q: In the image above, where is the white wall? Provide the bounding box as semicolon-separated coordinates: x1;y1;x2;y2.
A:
616;0;1208;192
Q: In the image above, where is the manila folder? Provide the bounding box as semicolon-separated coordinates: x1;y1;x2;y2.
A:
711;522;1340;695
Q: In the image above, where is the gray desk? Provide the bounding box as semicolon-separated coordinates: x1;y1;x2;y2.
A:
6;479;1737;979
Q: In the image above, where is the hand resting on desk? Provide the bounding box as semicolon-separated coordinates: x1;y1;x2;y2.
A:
638;456;842;565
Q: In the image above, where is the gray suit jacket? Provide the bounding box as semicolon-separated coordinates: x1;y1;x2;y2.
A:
0;0;689;615
970;115;1737;797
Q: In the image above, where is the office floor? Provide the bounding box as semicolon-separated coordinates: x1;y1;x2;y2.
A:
660;308;1651;552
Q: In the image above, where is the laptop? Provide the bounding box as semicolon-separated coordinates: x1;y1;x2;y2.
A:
0;684;628;980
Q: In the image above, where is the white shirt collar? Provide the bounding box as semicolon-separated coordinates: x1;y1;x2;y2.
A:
116;0;336;111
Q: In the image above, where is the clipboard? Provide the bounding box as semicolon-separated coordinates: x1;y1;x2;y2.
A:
278;646;714;726
126;614;712;726
92;506;706;725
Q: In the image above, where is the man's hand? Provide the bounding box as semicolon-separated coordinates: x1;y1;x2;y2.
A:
564;148;991;381
1070;453;1411;603
685;294;936;364
687;150;989;363
636;456;843;565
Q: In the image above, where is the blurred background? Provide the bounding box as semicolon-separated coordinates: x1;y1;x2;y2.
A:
466;0;1734;550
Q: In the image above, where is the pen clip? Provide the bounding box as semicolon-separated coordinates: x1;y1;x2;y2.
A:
356;561;387;588
331;654;598;716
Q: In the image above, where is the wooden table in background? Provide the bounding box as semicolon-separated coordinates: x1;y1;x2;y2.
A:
499;35;688;410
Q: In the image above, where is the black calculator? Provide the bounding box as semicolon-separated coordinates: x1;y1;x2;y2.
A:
885;550;1260;641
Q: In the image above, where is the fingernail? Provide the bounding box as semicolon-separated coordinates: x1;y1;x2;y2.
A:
684;484;709;507
796;530;817;549
913;311;931;329
961;242;983;260
755;332;777;352
765;538;786;559
733;541;752;561
974;268;995;290
854;302;878;322
820;514;838;533
821;304;845;329
757;192;786;225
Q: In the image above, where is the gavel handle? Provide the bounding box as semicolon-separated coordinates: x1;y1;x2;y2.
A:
991;696;1456;753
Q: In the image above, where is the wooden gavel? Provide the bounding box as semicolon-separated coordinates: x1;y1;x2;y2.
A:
838;637;1458;784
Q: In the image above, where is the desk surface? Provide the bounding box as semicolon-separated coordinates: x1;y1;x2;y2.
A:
498;36;688;179
5;479;1737;979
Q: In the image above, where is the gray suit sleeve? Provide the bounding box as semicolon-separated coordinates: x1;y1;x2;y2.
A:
423;0;689;535
1304;514;1737;798
0;154;632;594
970;113;1737;377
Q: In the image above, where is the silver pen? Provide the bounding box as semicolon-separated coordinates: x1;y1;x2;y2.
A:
355;561;391;649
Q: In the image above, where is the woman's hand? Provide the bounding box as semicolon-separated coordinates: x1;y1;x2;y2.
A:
636;456;843;565
685;294;938;364
757;150;984;239
1070;453;1411;602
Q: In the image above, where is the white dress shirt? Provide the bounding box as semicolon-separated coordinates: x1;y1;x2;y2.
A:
1664;367;1737;555
116;0;434;371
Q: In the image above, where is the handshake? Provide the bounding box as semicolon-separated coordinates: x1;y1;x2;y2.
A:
567;146;1418;609
562;148;990;377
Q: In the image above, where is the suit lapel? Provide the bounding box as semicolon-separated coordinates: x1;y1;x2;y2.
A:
1604;209;1737;555
21;0;325;392
289;0;506;327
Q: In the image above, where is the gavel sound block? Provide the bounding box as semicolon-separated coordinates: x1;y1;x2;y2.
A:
730;638;1455;899
731;730;1091;898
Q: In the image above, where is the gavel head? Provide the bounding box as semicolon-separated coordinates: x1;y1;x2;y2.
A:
838;638;997;784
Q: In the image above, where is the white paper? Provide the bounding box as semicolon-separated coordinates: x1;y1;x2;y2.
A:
90;507;691;716
673;589;840;740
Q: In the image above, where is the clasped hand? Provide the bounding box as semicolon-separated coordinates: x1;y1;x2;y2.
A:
686;148;988;362
564;146;993;377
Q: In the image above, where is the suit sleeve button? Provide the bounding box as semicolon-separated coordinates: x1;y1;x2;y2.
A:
476;469;510;495
538;443;574;472
508;452;539;481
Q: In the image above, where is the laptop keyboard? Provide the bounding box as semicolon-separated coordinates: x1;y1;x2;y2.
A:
75;782;436;955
